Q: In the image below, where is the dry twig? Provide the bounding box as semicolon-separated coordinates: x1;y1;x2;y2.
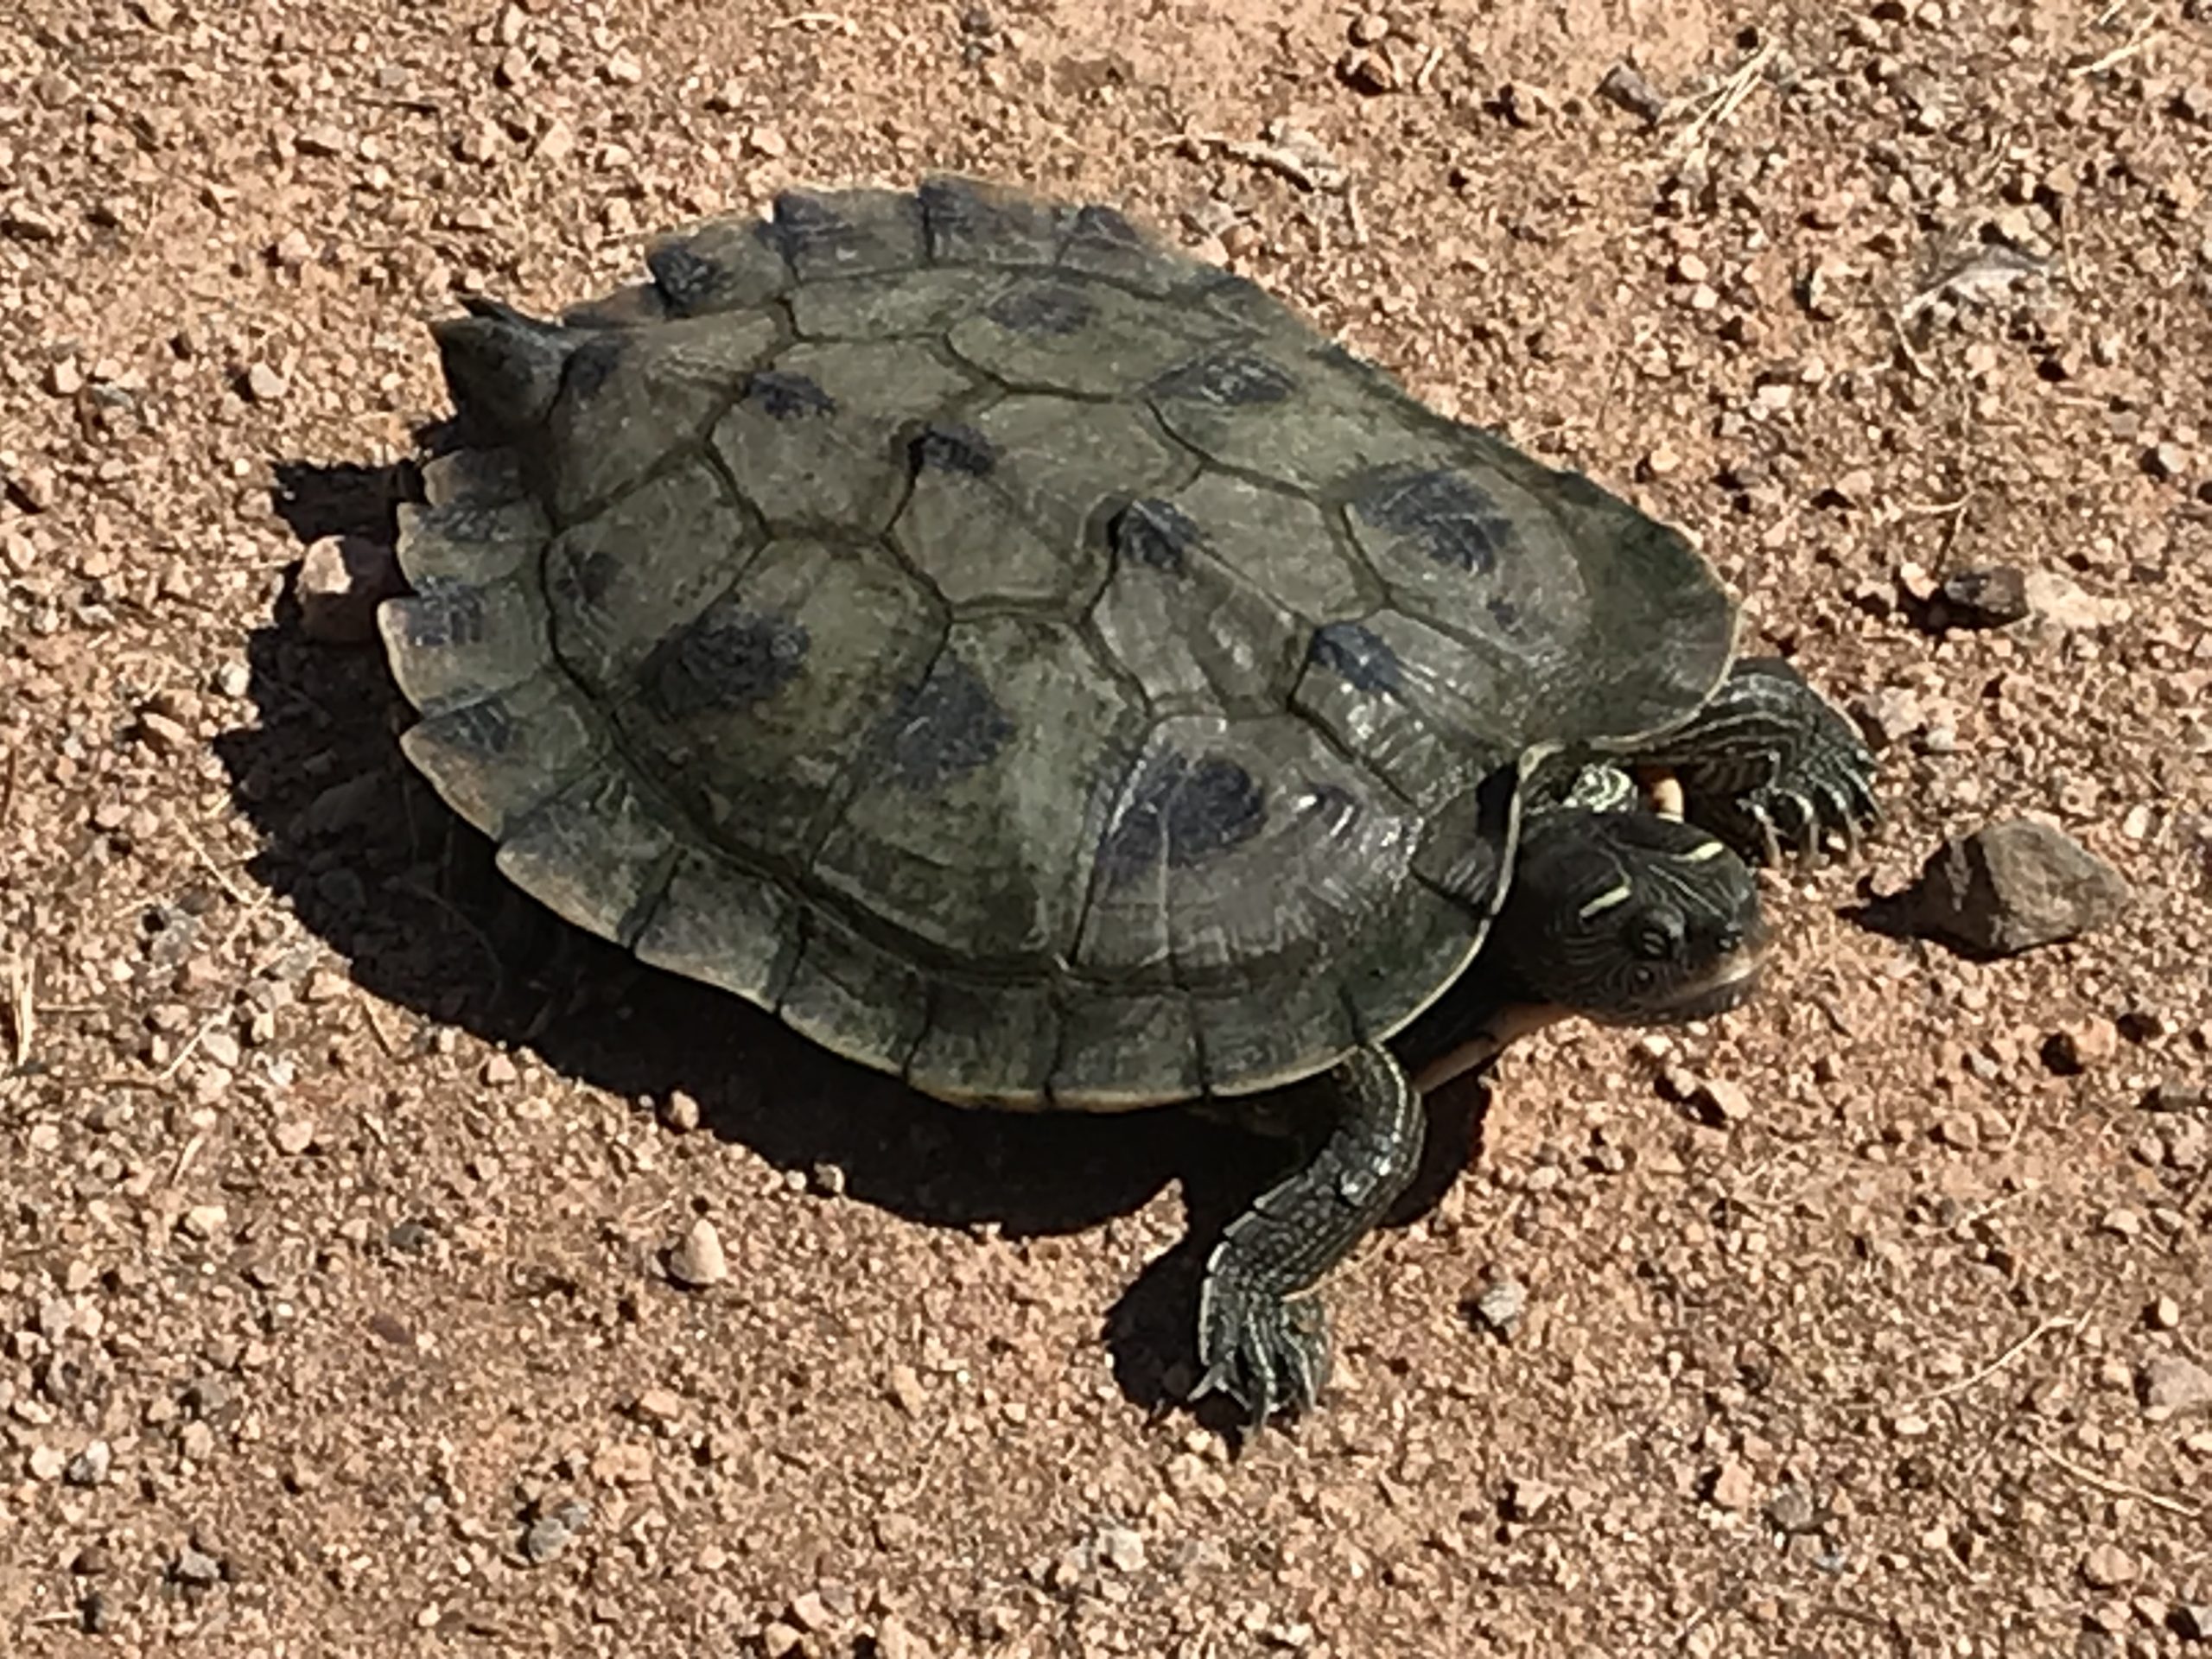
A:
1671;43;1777;162
2031;1442;2204;1519
1909;1313;2079;1410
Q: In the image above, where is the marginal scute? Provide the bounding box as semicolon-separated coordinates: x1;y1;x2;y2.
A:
1192;976;1357;1097
543;313;784;518
710;339;976;531
612;536;944;868
418;446;524;508
904;976;1061;1107
645;215;795;317
1048;988;1202;1106
1056;202;1211;296
767;187;927;281
777;908;931;1073
494;765;680;945
893;395;1191;608
397;671;605;840
918;175;1069;267
546;458;760;696
631;851;801;1007
393;496;547;588
378;575;551;714
812;615;1142;964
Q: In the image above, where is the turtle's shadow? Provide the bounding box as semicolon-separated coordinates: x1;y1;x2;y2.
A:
219;459;1489;1417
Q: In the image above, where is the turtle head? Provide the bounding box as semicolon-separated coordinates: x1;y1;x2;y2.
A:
1496;807;1769;1027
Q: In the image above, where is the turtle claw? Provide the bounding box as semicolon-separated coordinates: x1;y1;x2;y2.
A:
1193;1277;1331;1429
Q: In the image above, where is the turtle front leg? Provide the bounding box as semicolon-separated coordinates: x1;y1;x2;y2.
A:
1633;657;1878;864
1195;1045;1423;1427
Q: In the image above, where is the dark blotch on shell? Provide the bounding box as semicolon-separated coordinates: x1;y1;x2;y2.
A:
884;657;1015;791
653;605;810;716
403;587;488;649
1354;467;1513;575
1154;349;1298;409
911;423;997;478
983;283;1096;336
646;243;721;316
1109;498;1202;575
743;370;837;420
1097;752;1268;887
1306;622;1401;694
441;697;517;756
561;334;626;401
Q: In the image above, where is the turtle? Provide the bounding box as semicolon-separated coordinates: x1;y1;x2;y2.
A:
377;175;1878;1427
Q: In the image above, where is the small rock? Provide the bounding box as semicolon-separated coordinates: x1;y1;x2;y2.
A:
886;1363;927;1416
1096;1525;1147;1573
171;1544;224;1586
137;710;193;755
1689;1077;1752;1126
2081;1542;2139;1590
2149;1297;2182;1331
788;1590;836;1631
65;1440;112;1487
874;1512;921;1551
1936;566;2031;628
243;362;289;403
1853;686;1925;751
668;1217;728;1287
1899;818;2132;957
521;1499;588;1565
1707;1459;1758;1511
2173;1603;2212;1643
1765;1484;1819;1534
181;1204;227;1241
601;49;643;84
1935;1111;1980;1151
2140;1354;2212;1417
1338;46;1399;95
631;1387;683;1424
28;1445;68;1481
296;534;404;645
2145;442;2188;480
659;1090;701;1134
1598;60;1669;124
874;1616;931;1659
1503;1476;1556;1521
760;1623;804;1658
480;1052;519;1086
2101;1207;2144;1239
274;1119;316;1154
2145;1081;2209;1114
1469;1275;1528;1336
2043;1017;2120;1075
1348;11;1390;45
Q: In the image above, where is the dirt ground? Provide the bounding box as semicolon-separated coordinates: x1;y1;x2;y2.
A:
4;1;2212;1654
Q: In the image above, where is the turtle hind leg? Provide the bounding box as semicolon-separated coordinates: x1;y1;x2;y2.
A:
1194;1045;1424;1428
1634;656;1879;865
430;299;577;436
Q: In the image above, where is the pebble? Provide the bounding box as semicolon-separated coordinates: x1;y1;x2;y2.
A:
137;709;193;754
1503;1476;1556;1521
659;1090;702;1133
668;1217;728;1287
2043;1017;2120;1075
1689;1077;1752;1126
296;534;404;645
66;1440;112;1487
1469;1276;1528;1336
29;1444;68;1481
1598;61;1669;124
2021;569;2127;632
2174;1604;2212;1643
244;362;289;403
874;1616;931;1659
172;1544;224;1586
481;1052;519;1086
1096;1525;1147;1573
1707;1459;1758;1511
1935;566;2031;628
521;1499;588;1564
886;1363;927;1416
2140;1354;2212;1417
1898;818;2131;957
1853;686;1924;751
760;1624;804;1658
2082;1542;2139;1590
181;1204;228;1241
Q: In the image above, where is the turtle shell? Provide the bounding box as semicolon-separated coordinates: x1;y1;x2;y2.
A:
378;177;1738;1109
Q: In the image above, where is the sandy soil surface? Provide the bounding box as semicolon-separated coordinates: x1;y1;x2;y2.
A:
4;2;2212;1655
